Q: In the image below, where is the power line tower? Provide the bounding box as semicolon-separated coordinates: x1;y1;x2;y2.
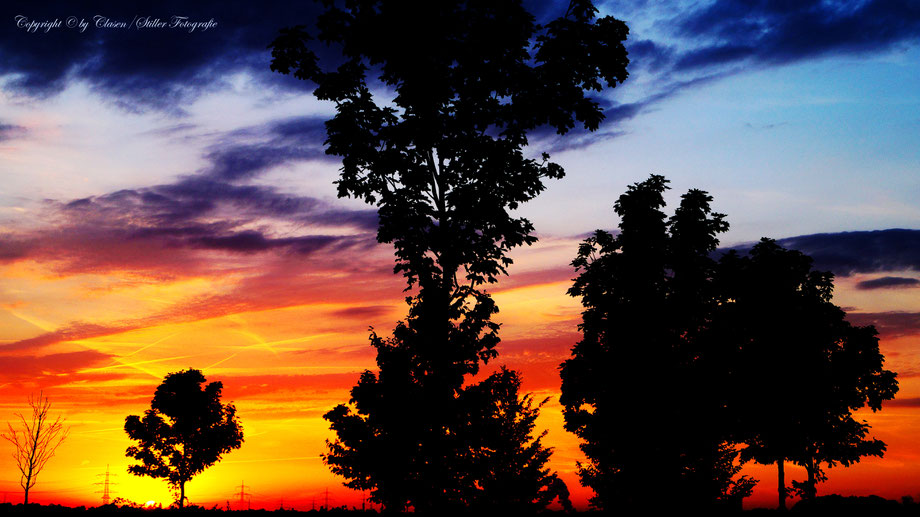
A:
234;481;252;510
93;465;116;505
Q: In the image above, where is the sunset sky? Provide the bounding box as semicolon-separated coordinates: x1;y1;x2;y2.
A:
1;0;920;510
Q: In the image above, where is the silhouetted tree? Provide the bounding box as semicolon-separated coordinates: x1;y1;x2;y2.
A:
718;240;898;508
124;369;243;508
711;442;758;506
561;178;898;510
559;175;670;509
459;367;572;513
560;175;754;510
324;317;569;512
1;392;69;504
668;188;746;508
792;323;897;499
323;323;442;512
272;0;629;511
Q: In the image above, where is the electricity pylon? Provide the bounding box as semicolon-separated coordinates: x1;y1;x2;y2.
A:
93;465;116;505
234;481;252;510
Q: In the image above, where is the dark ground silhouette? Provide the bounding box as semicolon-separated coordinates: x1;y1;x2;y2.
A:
5;495;920;515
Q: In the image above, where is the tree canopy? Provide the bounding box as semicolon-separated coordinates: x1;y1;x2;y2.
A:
561;175;898;511
270;0;628;295
124;369;244;508
271;0;630;512
718;240;899;507
559;175;744;510
325;345;569;512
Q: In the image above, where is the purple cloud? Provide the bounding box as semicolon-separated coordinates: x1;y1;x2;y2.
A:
722;229;920;277
856;276;920;290
846;312;920;338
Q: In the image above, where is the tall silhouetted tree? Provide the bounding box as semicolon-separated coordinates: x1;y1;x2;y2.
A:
717;240;898;508
2;392;69;504
560;175;670;509
560;175;756;510
271;0;629;511
124;369;243;508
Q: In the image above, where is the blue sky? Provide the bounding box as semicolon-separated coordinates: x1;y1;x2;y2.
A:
515;0;920;243
529;43;920;241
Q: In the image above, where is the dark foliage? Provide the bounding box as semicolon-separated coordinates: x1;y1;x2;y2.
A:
270;0;629;296
561;175;899;510
559;175;751;510
718;240;899;507
323;319;568;512
270;0;629;512
458;367;572;513
124;369;244;508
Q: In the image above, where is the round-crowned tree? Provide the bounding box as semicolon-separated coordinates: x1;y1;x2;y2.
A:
124;368;243;508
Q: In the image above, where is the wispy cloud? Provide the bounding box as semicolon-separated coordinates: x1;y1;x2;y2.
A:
856;276;920;290
0;349;116;389
846;311;920;338
552;0;920;149
0;121;27;141
201;116;333;180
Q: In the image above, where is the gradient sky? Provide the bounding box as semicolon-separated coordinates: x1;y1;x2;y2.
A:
1;0;919;510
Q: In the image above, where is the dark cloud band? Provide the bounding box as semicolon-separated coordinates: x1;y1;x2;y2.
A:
0;1;325;108
856;276;920;290
723;229;920;277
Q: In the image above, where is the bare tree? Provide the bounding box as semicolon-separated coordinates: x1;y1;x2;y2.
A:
2;392;69;504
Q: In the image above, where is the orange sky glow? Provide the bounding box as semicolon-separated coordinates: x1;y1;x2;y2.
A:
1;235;918;511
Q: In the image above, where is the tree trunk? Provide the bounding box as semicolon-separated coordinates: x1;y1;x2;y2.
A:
24;467;33;504
179;481;185;508
777;459;786;510
806;458;817;500
25;434;36;504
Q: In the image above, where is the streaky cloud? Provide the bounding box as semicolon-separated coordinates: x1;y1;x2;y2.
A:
201;116;333;180
885;397;920;407
674;0;920;70
330;305;394;320
569;0;920;149
856;276;920;290
0;349;114;386
846;311;920;338
722;229;920;277
0;122;27;141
